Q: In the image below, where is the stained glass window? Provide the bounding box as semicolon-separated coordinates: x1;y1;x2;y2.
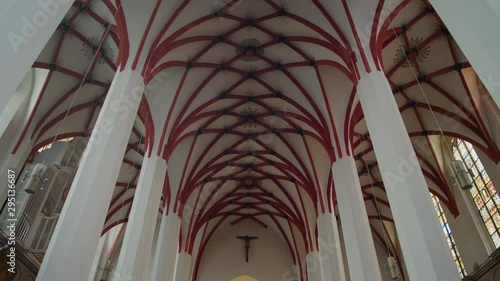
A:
431;194;466;277
452;139;500;248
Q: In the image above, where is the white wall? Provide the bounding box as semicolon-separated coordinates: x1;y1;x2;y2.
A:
196;220;294;281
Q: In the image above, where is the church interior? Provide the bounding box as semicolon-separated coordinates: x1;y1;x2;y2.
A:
1;0;500;281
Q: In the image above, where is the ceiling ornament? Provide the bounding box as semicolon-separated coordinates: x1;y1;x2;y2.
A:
241;107;258;128
355;159;365;174
356;159;380;176
81;36;114;64
241;174;257;190
393;37;430;68
237;38;264;62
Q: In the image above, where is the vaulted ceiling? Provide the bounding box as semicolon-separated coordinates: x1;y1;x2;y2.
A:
17;0;500;280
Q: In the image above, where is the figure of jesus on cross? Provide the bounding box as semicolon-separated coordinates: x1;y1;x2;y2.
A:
236;235;258;262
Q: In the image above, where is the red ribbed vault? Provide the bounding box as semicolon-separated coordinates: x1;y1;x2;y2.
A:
143;2;355;278
17;0;500;280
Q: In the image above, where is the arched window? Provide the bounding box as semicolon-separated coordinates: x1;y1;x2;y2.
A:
431;194;466;277
452;139;500;247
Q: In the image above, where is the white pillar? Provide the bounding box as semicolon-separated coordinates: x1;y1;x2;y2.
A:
36;68;145;281
88;235;107;281
174;252;192;281
317;213;346;281
475;148;500;193
428;0;500;107
333;156;383;281
149;214;182;281
305;251;321;281
111;154;167;281
295;262;303;281
357;70;460;281
0;0;74;114
146;217;161;281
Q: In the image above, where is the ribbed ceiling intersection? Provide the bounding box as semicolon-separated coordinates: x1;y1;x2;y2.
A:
20;0;500;279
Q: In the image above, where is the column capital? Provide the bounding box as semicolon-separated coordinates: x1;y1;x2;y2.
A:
333;155;357;166
115;0;169;71
357;68;384;78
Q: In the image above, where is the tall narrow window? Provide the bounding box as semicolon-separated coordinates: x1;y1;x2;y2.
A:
431;194;466;277
452;139;500;247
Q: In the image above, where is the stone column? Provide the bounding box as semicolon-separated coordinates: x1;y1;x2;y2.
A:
356;70;460;281
317;212;346;281
36;68;145;281
111;154;167;281
305;251;322;281
333;156;383;281
174;252;192;281
149;214;182;281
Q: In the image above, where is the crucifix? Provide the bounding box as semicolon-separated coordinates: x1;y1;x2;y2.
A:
236;235;258;262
